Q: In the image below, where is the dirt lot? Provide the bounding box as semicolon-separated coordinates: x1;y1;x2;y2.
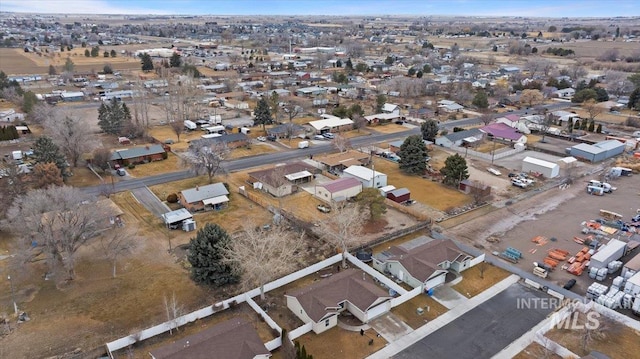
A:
445;164;640;296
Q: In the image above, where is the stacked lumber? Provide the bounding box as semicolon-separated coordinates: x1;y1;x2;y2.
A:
548;250;568;261
543;257;559;269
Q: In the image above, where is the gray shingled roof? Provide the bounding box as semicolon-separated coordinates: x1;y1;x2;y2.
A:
110;144;166;161
181;183;229;204
442;128;484;143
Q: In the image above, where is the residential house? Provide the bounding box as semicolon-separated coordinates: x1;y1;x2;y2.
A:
267;123;305;139
149;317;270;359
315;177;363;202
178;183;230;212
388;138;432;153
435;128;484;148
342;165;387;188
553;88;575;99
373;236;474;291
496;114;531;134
248;162;317;197
60;91;85;102
480;122;527;144
0;108;25;122
295;86;327;97
437;99;464;113
110;144;168;167
314;150;371;173
364;113;401;124
190;133;251;150
308;115;354;134
382;103;401;115
286;269;392;334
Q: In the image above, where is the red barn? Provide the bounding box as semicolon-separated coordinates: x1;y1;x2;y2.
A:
386;188;410;203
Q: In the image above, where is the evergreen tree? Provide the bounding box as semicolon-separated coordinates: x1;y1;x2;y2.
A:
355;187;387;220
140;53;154;72
33;136;68;176
375;94;386;113
588;120;595;132
345;58;353;70
110;49;117;57
254;97;273;130
420;119;439;141
187;223;239;286
22;91;38;113
97;98;130;135
169;52;182;67
84;49;90;57
596;123;602;133
472;90;489;109
627;87;640;110
90;46;100;57
398;135;428;175
440;154;469;186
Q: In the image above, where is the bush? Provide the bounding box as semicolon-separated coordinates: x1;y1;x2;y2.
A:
128;163;136;169
166;193;178;203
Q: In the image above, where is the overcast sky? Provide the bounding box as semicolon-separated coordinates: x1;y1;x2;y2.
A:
1;0;639;17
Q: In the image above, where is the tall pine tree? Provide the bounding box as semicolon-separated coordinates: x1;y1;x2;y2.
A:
187;223;239;287
398;135;428;175
33;136;68;177
254;97;273;130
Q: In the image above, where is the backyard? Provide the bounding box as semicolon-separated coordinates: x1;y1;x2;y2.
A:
296;326;387;359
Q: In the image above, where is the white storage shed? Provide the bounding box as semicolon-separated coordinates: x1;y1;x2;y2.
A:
522;156;560;178
342;165;387;189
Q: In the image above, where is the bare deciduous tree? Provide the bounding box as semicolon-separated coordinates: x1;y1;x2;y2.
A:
169;120;184;142
29;102;58;124
317;202;367;268
131;80;151;128
32;162;64;188
479;113;493;125
520;89;544;108
91;147;112;173
331;134;351;152
44;113;94;168
223;222;304;300
6;186;108;280
583;99;603;122
163;292;183;335
100;227;137;278
185;142;229;183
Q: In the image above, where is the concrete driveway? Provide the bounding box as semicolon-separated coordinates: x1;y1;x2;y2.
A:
431;285;469;309
369;312;414;342
130;186;170;218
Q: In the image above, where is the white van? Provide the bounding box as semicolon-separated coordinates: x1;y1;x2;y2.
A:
533;267;548;278
298;141;309;149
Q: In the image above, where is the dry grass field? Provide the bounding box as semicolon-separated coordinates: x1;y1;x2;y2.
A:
126;152;183;177
391;294;448;329
296;326;387;359
369;123;410;134
545;313;640;359
451;264;511;298
372;158;471;211
512;342;563;359
536;40;640;59
65;166;106;187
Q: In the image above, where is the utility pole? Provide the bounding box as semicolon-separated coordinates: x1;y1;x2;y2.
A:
8;275;18;315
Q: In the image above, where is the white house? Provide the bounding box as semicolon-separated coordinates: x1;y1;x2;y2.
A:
342;165;387;188
372;236;474;291
315;177;363;202
553;88;575;99
285;269;392;334
308;116;354;134
438;99;464;113
496;114;531;134
0;108;25;122
382;103;401;115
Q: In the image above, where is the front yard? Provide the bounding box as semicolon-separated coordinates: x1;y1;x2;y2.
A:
391;294;448;329
451;263;511;298
126;152;182;177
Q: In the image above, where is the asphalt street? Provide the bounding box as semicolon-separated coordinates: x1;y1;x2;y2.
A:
392;283;554;359
80;102;572;197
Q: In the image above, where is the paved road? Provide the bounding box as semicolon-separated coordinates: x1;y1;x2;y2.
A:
80;102;573;197
130;186;170;218
392;283;554;359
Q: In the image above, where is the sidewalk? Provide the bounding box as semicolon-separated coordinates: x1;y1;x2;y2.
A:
367;274;520;359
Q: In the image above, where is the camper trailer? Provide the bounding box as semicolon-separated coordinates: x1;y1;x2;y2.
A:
184;120;197;131
205;125;226;135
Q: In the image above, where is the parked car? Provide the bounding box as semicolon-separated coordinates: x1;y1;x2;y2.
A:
313;135;325;140
256;136;266;142
511;179;527;188
402;199;416;206
266;134;277;141
317;204;331;213
116;168;126;176
563;279;577;290
631;214;640;223
322;132;335;139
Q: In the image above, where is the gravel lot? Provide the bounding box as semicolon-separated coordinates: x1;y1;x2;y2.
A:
445;164;640;296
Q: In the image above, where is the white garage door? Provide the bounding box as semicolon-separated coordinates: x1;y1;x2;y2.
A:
425;272;446;290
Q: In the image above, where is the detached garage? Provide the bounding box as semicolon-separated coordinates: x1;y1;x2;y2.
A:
522;156;560;178
386;188;410;203
569;140;625;162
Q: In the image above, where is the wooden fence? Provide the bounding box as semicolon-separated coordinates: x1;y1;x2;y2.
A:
385;198;430;221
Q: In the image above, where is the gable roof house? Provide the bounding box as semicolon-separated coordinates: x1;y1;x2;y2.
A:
373;236;474;291
285;269;392;334
382;103;401;115
267;123;306;139
435;128;485;148
314;150;371;172
364;113;401;124
149;317;271;359
110;144;168;166
190;133;251;150
248;162;318;197
342;165;387;189
495;114;531;134
480;122;528;144
178;183;230;212
308;115;354;134
315;177;363;202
